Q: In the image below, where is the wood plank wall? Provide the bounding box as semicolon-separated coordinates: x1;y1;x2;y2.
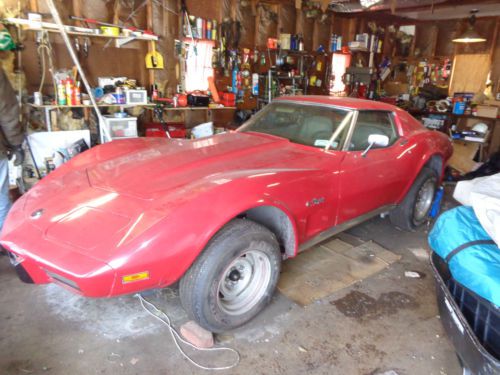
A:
3;0;500;96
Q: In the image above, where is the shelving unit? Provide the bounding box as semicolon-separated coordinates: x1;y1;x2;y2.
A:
3;17;158;47
28;103;236;131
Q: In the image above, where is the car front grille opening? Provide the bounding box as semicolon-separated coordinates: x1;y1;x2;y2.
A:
45;270;80;291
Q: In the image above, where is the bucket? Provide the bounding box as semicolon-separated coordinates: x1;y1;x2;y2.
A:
192;122;214;139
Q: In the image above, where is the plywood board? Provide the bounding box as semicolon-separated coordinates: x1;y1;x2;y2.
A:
277;238;400;306
449;54;491;95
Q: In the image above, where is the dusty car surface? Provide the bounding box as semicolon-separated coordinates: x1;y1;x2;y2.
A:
1;96;452;332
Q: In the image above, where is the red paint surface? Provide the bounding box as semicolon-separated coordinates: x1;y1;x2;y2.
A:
0;97;452;297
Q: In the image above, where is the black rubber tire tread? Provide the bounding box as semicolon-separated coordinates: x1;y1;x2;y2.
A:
390;167;438;231
179;218;281;333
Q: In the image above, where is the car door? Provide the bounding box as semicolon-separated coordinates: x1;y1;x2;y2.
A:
336;110;413;224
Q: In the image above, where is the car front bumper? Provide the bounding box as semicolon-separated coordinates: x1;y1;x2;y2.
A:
1;227;117;298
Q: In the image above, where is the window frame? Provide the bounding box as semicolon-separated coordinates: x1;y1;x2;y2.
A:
343;110;400;152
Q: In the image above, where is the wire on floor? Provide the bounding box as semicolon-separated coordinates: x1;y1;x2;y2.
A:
135;294;240;371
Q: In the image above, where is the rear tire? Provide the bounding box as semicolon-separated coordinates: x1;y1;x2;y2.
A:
179;219;281;333
390;167;438;231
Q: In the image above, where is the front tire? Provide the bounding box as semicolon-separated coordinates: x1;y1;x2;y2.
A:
179;219;281;333
390;167;438;231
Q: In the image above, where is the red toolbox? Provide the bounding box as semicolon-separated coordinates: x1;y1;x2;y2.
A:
145;122;186;138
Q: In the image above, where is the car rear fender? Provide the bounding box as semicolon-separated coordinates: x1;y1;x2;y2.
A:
396;151;445;204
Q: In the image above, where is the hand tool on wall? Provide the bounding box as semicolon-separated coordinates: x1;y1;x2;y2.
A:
145;40;164;69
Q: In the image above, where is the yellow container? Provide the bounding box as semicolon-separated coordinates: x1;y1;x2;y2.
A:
100;26;120;37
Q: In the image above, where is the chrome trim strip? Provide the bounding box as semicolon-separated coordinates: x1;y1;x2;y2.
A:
341;110;359;152
298;204;396;252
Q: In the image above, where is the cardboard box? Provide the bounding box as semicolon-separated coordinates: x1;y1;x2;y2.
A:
448;141;481;174
476;105;499;118
384;82;409;96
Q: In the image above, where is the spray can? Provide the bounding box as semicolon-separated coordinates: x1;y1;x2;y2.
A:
57;81;66;105
212;20;217;40
196;17;203;39
252;73;259;96
206;20;212;40
65;79;73;105
73;81;81;105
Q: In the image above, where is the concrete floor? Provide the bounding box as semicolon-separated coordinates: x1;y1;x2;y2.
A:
0;214;462;375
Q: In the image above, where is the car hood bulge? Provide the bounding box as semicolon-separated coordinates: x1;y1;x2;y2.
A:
86;132;309;199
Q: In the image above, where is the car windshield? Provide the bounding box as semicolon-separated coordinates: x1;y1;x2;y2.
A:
238;102;353;150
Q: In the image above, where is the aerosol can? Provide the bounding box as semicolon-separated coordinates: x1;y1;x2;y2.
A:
252;73;259;96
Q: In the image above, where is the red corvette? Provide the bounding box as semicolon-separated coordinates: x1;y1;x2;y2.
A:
1;96;452;332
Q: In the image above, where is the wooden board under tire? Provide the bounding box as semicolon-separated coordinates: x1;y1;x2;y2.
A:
277;237;400;306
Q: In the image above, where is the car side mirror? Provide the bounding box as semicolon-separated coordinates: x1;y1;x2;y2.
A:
361;134;389;157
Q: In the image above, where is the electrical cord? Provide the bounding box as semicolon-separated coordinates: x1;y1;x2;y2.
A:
135;294;240;371
37;31;57;97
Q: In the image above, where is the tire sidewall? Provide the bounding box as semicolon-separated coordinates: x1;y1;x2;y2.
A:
199;229;281;332
410;172;437;227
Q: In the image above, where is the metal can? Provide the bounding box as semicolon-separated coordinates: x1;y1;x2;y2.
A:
57;82;66;105
33;91;43;106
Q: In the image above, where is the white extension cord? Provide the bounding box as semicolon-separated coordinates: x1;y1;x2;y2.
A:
135;294;240;371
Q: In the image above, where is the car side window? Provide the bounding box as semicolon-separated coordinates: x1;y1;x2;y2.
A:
348;111;398;151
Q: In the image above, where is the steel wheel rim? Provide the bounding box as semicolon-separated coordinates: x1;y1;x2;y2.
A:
413;179;435;222
217;249;272;316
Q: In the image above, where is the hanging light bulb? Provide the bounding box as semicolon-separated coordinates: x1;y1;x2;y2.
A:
453;9;486;43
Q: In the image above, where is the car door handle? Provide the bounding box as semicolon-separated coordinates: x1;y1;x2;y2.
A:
399;138;409;146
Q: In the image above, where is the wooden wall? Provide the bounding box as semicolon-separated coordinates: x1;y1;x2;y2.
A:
2;0;500;97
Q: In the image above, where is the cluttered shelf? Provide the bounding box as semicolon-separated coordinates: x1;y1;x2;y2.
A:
3;17;158;42
409;110;499;123
28;103;236;111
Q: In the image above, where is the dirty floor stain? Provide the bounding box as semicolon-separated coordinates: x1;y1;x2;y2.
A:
331;290;418;320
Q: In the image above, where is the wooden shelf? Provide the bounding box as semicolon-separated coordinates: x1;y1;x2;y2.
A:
28;103;236;111
3;17;158;42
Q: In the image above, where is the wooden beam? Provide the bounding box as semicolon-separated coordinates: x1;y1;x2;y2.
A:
29;0;39;12
489;17;499;64
146;0;155;86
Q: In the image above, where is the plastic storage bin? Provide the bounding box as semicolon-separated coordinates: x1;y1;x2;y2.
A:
103;116;138;139
431;252;500;374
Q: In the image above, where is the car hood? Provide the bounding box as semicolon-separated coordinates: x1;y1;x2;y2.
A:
86;132;313;199
2;132;322;261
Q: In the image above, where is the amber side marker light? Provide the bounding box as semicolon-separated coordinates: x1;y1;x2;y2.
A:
122;271;150;284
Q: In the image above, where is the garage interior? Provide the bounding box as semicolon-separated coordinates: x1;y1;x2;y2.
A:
0;0;499;374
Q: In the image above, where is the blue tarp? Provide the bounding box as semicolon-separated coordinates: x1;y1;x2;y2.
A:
429;206;500;307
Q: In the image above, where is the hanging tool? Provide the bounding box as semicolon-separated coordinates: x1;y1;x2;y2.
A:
145;40;164;69
69;15;157;37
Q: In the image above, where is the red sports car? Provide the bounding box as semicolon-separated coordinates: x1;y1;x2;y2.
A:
1;96;452;332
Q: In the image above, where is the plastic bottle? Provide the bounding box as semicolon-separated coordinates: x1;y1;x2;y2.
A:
298;34;304;51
